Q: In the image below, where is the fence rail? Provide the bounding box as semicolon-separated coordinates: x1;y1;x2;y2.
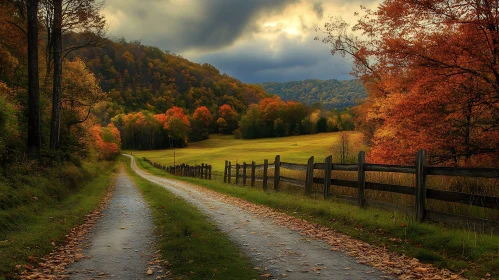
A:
223;151;499;230
143;158;212;180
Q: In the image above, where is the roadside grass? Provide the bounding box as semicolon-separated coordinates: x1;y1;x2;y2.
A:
121;156;259;280
126;132;364;174
134;157;499;280
0;160;118;279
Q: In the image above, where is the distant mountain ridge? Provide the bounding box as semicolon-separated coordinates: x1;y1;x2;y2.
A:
259;79;367;109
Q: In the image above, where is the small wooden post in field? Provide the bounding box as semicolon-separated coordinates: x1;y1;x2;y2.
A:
416;149;428;222
208;165;212;180
305;156;314;194
263;159;269;190
324;155;332;199
228;161;232;184
274;155;281;191
242;162;247;185
201;163;205;178
251;161;256;187
224;160;228;183
358;151;366;207
236;163;240;184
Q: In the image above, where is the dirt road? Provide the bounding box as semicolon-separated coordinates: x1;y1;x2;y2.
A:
125;155;392;280
66;170;156;279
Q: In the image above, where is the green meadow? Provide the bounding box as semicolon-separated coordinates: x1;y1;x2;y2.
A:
127;132;364;173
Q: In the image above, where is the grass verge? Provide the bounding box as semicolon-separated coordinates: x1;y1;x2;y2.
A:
134;156;499;280
0;160;118;279
121;156;259;280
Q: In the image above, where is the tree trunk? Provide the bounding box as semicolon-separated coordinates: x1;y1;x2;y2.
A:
27;0;41;158
50;0;62;150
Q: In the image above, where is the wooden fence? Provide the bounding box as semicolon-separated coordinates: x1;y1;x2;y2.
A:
224;150;499;230
143;157;212;180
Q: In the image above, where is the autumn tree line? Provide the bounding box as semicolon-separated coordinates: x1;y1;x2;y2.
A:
113;98;354;150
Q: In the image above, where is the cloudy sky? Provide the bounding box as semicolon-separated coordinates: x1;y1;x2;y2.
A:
101;0;379;83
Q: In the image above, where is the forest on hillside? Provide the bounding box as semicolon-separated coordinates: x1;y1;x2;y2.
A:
67;35;269;123
260;79;367;109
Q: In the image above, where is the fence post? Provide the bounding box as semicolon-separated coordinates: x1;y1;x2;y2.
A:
224;161;228;183
416;149;428;222
201;163;204;178
324;155;332;199
358;151;366;207
263;159;269;190
228;161;232;184
236;163;240;184
305;156;314;194
251;161;256;187
208;165;212;180
274;155;281;191
242;162;247;185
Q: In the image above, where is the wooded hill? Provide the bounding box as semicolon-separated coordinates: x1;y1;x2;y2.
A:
67;35;268;123
259;79;367;109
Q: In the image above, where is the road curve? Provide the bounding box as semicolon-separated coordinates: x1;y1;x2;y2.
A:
125;154;392;280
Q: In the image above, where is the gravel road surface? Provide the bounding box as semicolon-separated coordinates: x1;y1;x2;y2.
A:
125;155;392;280
67;170;155;279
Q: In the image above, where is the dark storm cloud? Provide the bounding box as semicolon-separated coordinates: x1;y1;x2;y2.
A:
312;1;324;19
179;0;300;50
104;0;365;82
195;34;353;83
106;0;299;51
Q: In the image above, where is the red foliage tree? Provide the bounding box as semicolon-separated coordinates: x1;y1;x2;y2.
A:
218;104;238;134
193;106;212;126
318;0;499;166
90;123;121;160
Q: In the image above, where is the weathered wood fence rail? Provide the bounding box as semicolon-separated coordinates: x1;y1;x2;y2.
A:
224;150;499;228
143;157;212;180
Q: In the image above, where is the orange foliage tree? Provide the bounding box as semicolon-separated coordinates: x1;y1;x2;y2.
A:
218;104;239;134
90;123;121;160
190;106;212;141
318;0;499;166
163;106;190;147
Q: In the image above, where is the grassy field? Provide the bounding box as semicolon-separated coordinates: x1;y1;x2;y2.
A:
133;156;499;280
129;133;499;222
127;132;364;173
0;160;118;279
122;156;259;280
